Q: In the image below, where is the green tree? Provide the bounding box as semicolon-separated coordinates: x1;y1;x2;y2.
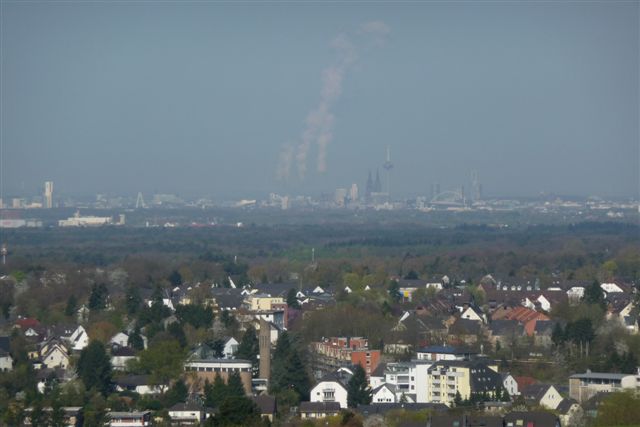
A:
594;391;640;426
583;280;605;307
286;288;300;309
270;332;310;402
347;365;371;408
125;285;142;315
82;393;108;427
29;398;48;427
226;371;246;398
76;341;112;395
388;281;401;302
163;379;188;407
64;295;77;317
88;283;109;311
128;327;145;351
138;340;185;393
216;396;261;427
168;270;182;286
235;326;259;367
205;375;228;408
167;322;187;348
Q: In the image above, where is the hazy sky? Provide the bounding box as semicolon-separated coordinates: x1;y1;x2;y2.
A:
1;1;638;199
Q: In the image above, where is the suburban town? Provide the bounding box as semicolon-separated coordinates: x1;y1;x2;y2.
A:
1;0;638;426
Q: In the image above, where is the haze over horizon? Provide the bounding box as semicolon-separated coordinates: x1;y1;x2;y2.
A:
1;2;638;199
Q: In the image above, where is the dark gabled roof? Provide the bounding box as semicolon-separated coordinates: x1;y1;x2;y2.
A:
252;395;276;414
299;402;341;412
417;345;475;355
504;411;559;427
356;403;448;415
210;288;244;308
370;362;387;377
429;414;503;427
489;319;524;336
318;370;352;388
469;365;501;393
0;336;10;353
111;346;136;357
556;398;579;414
449;318;482;335
534;320;556;335
114;375;153;387
252;283;298;297
522;384;554;402
169;401;204;412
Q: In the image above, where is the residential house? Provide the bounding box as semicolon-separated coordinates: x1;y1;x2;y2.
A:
428;414;503;427
114;375;165;395
41;343;70;369
108;411;152;427
167;401;205;425
487;320;524;350
111;347;137;371
522;384;563;410
299;402;341;419
556;398;584;427
222;337;239;359
504;411;560;427
460;306;486;323
371;383;399;403
66;325;89;351
501;373;518;397
310;369;351;408
0;349;12;371
448;318;482;344
252;395;277;422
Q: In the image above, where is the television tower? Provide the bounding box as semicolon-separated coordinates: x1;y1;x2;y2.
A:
383;146;393;200
1;244;7;266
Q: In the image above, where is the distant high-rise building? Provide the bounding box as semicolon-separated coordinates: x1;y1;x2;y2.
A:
44;181;54;209
374;169;382;193
350;183;358;202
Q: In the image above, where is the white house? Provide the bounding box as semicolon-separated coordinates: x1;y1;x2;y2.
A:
371;383;398;403
42;344;70;369
601;283;624;294
310;371;350;409
461;306;486;323
223;337;239;359
0;351;12;371
567;287;585;303
167;402;204;425
523;384;563;410
67;326;89;351
111;331;148;350
111;347;137;371
108;411;151;427
501;373;518;396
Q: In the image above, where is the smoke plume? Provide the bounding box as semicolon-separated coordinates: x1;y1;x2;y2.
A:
277;21;390;181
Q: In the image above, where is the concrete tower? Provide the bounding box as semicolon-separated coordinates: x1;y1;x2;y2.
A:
259;319;271;381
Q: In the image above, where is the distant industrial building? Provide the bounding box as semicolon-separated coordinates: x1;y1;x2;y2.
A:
58;211;113;227
44;181;54;208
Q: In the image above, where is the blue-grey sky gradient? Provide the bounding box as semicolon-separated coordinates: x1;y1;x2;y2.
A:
1;1;638;198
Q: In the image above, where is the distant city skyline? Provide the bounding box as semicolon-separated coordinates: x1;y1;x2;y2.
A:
1;2;638;199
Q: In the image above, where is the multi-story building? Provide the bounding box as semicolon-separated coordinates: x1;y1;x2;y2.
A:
426;360;500;406
311;337;381;377
569;369;640;403
184;358;253;395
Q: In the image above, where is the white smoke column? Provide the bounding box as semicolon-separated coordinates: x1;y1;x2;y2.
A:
276;144;294;182
278;21;390;181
